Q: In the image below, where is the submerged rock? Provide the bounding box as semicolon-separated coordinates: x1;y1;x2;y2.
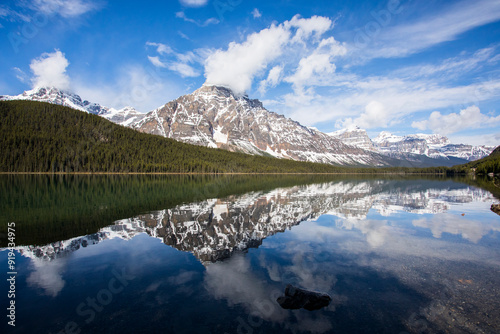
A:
277;284;331;311
492;204;500;216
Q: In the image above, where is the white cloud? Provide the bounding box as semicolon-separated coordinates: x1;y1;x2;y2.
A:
204;23;291;95
0;6;32;22
258;65;283;94
146;42;203;78
147;56;167;68
340;101;392;129
285;38;346;89
179;0;208;7
287;15;333;44
394;47;497;80
168;62;200;77
286;53;336;88
31;0;98;18
146;42;172;55
176;11;219;27
252;8;262;19
411;105;500;135
204;15;338;95
284;71;500;129
30;50;70;90
368;0;500;58
448;132;500;147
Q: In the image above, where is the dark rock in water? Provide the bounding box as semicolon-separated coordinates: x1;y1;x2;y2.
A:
492;204;500;216
277;284;331;311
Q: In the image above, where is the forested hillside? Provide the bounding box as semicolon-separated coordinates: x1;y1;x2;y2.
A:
0;100;351;173
466;146;500;174
1;100;497;175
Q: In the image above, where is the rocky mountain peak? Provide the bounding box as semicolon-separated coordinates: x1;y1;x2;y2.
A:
194;84;264;110
1;86;146;126
132;85;391;166
1;86;110;115
328;126;376;152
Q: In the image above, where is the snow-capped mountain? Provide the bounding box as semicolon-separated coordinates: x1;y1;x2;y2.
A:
1;87;110;114
0;87;145;126
372;131;494;161
327;126;493;165
328;126;377;152
100;106;146;126
2;85;494;167
131;85;392;167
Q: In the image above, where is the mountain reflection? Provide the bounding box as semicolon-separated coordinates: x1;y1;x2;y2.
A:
5;178;499;334
15;179;497;267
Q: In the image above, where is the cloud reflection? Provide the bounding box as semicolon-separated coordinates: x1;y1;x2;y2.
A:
413;213;500;243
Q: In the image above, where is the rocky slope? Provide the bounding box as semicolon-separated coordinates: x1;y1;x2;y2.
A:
2;86;493;167
131;85;391;167
328;126;377;151
0;87;145;126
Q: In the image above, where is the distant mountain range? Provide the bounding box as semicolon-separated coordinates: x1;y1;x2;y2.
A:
1;86;494;167
328;126;494;166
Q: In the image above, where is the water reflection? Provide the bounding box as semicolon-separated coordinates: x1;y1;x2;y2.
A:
16;180;497;264
3;178;500;333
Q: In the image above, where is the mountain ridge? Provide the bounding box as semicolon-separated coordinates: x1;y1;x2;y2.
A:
0;86;145;126
0;99;377;173
1;86;494;167
131;85;397;167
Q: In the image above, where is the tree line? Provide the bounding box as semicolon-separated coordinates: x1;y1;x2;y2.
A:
0;100;498;175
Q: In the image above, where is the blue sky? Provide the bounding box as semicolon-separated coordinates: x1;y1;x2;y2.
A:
1;0;500;145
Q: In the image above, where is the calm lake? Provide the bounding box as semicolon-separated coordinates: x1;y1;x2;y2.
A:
1;174;500;334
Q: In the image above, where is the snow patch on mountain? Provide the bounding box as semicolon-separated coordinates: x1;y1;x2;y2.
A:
372;131;493;161
0;87;146;126
131;85;392;167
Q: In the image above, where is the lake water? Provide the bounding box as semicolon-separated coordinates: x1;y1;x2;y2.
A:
1;175;500;334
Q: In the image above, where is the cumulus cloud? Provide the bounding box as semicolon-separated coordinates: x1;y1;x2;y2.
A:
285;38;346;89
204;23;292;95
287;15;333;44
339;101;392;129
204;15;339;95
30;50;70;90
411;105;500;135
179;0;208;7
258;65;283;94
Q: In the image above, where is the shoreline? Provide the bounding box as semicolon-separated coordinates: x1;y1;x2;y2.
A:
0;171;453;175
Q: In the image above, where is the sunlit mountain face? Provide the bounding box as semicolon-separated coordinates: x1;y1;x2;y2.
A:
3;176;499;333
